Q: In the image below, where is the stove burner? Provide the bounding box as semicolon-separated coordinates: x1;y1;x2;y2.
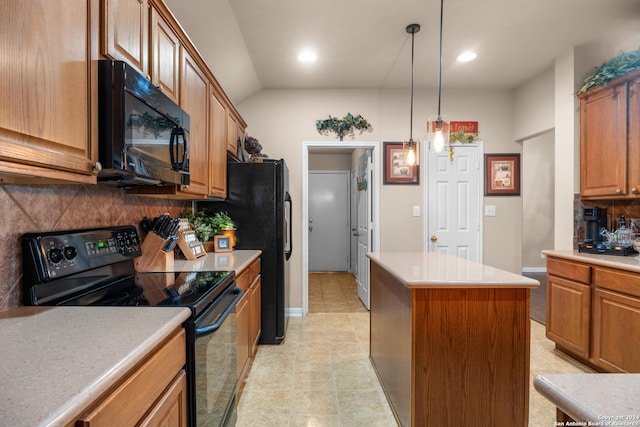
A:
95;291;132;306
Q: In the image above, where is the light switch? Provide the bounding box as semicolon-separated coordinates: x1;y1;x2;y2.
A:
412;205;421;217
484;205;496;217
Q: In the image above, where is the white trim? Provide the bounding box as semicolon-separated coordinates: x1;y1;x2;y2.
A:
286;307;303;317
522;267;547;273
302;141;381;316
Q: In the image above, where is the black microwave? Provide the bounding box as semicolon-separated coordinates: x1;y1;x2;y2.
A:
97;60;190;187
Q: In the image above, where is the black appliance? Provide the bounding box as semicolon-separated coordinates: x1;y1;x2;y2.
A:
22;226;241;427
582;206;607;243
198;159;292;344
98;60;190;187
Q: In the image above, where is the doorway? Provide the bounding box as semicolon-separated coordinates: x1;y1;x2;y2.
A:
302;141;381;315
425;143;483;261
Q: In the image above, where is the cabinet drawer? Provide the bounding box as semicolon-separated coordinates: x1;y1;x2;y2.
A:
249;257;261;283
594;267;640;298
547;257;591;284
236;269;250;292
76;329;186;427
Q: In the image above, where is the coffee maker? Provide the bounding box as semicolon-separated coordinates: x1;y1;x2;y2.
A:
582;206;607;243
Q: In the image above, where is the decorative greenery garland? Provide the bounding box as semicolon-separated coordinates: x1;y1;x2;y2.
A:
316;113;373;140
578;49;640;94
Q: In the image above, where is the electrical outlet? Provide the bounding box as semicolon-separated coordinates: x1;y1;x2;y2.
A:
484;205;496;217
412;206;420;217
540;252;546;259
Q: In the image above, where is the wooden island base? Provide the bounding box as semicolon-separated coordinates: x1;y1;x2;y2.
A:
368;255;537;427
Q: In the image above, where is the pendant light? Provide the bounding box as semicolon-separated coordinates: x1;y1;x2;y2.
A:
428;0;449;153
404;23;420;167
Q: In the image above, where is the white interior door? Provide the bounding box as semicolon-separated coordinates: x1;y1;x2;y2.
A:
309;171;350;271
356;152;372;309
427;145;482;261
350;168;357;273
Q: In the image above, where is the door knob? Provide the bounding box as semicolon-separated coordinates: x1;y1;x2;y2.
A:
430;236;438;243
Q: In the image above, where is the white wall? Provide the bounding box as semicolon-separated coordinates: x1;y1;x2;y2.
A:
514;67;555;141
238;87;520;309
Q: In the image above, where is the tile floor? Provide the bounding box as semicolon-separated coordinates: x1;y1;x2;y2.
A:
237;273;593;426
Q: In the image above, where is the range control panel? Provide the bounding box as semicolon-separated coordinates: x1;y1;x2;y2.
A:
23;226;142;282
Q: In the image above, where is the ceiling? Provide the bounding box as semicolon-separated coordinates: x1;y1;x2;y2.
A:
165;0;640;104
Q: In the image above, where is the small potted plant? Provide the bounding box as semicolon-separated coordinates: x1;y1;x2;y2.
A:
179;209;214;244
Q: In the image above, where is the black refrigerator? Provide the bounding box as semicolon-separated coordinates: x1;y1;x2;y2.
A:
197;159;291;344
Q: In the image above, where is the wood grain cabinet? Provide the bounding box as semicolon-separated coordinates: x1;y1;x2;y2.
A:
209;89;228;198
74;328;187;427
546;255;640;373
546;257;592;358
235;257;261;399
579;68;640;199
0;0;98;184
150;5;181;104
102;0;149;76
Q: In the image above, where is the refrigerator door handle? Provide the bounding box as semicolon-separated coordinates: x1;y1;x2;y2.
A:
285;191;292;260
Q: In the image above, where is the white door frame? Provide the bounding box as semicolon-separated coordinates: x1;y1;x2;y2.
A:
423;142;484;261
302;141;381;315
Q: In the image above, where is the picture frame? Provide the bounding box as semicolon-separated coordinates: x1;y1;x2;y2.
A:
383;141;419;185
213;235;233;252
484;153;520;196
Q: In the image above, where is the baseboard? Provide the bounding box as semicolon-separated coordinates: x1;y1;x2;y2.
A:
522;267;547;273
286;307;303;317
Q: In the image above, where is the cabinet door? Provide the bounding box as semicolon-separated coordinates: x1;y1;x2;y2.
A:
102;0;149;76
179;50;209;197
579;82;628;198
150;6;180;104
227;113;239;157
236;294;250;385
592;288;640;372
209;90;227;198
628;76;640;195
139;370;187;427
249;277;262;354
0;0;97;183
546;275;591;358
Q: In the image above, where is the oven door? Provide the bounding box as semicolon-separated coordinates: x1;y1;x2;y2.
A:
188;285;243;427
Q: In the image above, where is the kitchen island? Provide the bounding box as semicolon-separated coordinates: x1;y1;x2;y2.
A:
367;252;539;427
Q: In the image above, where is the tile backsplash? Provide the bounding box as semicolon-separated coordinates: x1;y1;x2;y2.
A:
574;194;640;247
0;184;190;312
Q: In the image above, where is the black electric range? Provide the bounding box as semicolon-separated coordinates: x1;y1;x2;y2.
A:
22;225;241;427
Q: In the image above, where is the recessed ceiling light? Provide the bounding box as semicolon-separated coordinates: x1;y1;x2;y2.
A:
297;49;317;63
457;51;477;62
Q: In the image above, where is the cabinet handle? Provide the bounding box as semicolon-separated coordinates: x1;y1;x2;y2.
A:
633;188;638;194
616;188;622;194
92;162;102;173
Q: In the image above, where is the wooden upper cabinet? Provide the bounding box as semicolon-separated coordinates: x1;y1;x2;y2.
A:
0;0;97;184
209;90;228;198
178;50;209;197
227;113;239;157
150;5;180;104
579;81;628;198
102;0;150;77
627;75;640;194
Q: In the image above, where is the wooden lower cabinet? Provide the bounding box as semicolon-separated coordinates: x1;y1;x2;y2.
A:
546;255;640;373
235;257;261;399
592;288;640;372
74;328;187;427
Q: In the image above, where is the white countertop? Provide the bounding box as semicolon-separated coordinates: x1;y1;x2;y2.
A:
0;306;190;427
172;249;261;274
534;373;640;422
367;252;539;288
543;249;640;273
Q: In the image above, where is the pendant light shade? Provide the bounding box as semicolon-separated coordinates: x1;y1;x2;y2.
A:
428;0;449;154
404;23;420;166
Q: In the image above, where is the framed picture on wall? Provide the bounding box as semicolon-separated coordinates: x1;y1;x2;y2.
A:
383;141;419;185
484;153;520;196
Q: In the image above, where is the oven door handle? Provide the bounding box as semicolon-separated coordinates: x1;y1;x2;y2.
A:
196;288;243;338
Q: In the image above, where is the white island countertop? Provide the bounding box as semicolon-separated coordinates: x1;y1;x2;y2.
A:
0;306;190;427
534;373;640;423
367;252;539;288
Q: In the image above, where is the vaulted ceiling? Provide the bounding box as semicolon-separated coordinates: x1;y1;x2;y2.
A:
164;0;640;104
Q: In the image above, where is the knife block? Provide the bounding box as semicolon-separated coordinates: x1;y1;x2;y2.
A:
134;233;174;272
